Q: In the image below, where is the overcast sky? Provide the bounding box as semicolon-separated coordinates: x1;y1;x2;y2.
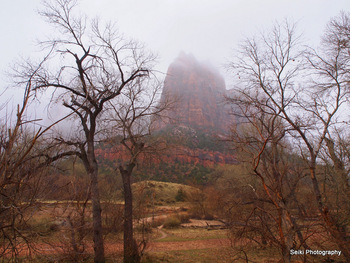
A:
1;0;350;94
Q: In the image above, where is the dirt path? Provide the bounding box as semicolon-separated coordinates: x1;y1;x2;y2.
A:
156;228;168;240
9;234;231;259
147;238;231;252
10;217;230;258
104;237;231;254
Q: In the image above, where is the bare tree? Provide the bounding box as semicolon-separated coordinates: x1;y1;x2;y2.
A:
225;93;309;262
322;132;350;242
0;60;72;260
16;0;155;262
228;18;350;260
304;12;350;258
104;78;173;263
0;79;41;260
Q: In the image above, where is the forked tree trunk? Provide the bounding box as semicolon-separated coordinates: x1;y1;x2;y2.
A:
80;135;106;263
120;164;140;263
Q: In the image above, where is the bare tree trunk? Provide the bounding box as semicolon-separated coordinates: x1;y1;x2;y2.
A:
120;164;140;263
280;209;293;263
79;136;105;263
325;138;350;195
309;163;350;259
90;169;105;263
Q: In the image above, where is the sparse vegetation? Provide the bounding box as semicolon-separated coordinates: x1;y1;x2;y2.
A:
132;180;197;206
1;0;350;262
163;216;182;229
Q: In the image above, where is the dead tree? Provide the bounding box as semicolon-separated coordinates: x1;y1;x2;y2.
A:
104;78;173;263
228;17;350;260
17;1;155;262
226;93;309;262
0;59;74;260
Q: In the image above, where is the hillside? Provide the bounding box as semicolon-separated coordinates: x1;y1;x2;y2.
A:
131;180;198;205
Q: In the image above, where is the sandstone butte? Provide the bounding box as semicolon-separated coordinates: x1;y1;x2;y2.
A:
155;52;234;132
97;52;238;167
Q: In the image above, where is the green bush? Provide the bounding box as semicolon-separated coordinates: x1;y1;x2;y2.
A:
175;188;186;202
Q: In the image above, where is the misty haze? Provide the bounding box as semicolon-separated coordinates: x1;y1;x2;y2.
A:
1;1;350;262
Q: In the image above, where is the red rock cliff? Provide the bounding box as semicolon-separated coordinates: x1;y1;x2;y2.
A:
157;52;231;131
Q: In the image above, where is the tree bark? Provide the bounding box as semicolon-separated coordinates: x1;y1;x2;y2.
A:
120;164;140;263
309;163;350;260
90;168;105;263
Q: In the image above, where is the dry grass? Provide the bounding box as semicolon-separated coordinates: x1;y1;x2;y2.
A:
5;219;347;263
132;180;198;205
6;185;348;263
155;228;228;242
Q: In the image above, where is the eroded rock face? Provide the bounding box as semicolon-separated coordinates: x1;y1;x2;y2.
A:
158;52;231;131
97;53;238;181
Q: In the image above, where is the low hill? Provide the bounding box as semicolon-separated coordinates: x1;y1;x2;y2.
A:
131;180;197;205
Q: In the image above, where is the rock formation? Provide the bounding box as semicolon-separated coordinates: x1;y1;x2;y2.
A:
156;52;232;132
96;53;238;184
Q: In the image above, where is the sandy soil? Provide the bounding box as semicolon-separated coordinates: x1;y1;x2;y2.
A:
147;238;231;252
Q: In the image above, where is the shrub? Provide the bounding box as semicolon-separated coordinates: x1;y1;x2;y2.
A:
178;213;191;223
163;216;181;229
135;222;152;234
175;188;187;202
102;203;123;233
150;217;166;228
203;213;215;220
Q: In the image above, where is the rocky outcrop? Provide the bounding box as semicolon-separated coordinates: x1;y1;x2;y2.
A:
96;145;237;167
96;54;238;184
157;52;233;132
